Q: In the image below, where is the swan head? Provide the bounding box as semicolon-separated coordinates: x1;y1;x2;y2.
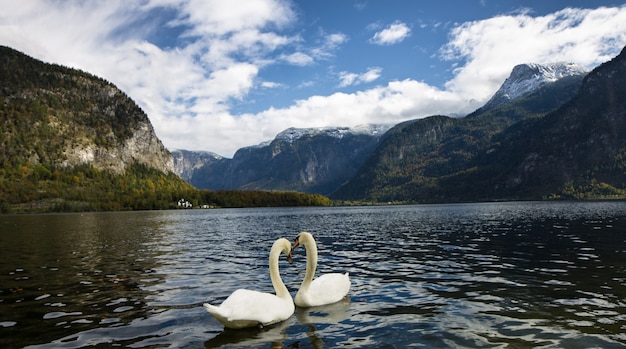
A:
275;237;294;264
291;231;314;253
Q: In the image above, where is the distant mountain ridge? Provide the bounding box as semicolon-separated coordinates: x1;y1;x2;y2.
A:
171;149;222;182
182;124;393;195
177;61;590;198
273;124;391;144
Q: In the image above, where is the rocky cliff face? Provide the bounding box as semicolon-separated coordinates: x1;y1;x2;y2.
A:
186;124;392;195
0;46;174;174
62;121;174;174
171;150;222;181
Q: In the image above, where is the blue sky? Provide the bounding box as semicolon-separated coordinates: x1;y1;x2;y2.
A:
1;1;626;157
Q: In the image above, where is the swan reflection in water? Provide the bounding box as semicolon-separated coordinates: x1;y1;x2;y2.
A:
204;317;294;348
204;298;350;348
295;298;350;325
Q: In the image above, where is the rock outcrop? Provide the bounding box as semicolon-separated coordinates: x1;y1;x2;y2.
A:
0;45;174;174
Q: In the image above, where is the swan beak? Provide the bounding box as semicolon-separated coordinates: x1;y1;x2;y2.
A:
291;237;300;250
288;237;299;264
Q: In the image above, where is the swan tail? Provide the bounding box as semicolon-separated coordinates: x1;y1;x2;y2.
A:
203;303;230;324
203;302;218;312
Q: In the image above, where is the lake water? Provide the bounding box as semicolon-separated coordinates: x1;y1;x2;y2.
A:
1;201;625;348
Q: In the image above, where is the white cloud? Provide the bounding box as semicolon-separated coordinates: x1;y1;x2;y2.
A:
261;81;283;88
370;21;411;45
338;67;382;87
170;0;294;37
354;2;367;11
281;51;314;66
440;6;626;100
360;67;383;83
243;79;469;141
309;32;348;60
338;72;358;87
325;32;349;47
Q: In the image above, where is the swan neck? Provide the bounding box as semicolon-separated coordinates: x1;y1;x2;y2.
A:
302;238;318;289
269;245;289;298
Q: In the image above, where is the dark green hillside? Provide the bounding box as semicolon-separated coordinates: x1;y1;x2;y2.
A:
0;162;195;213
332;64;588;202
334;46;626;203
470;45;626;200
0;46;144;165
0;161;331;213
0;45;189;212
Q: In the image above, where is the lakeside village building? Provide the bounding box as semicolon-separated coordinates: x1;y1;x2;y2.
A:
177;199;214;209
177;198;192;208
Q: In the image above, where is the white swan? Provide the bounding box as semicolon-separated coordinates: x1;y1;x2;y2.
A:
203;238;295;329
291;232;350;307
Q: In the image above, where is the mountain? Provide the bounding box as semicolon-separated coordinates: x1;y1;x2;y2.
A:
475;45;626;199
331;60;593;202
0;46;339;213
0;46;195;212
178;62;589;199
0;46;173;174
480;62;588;111
171;149;222;182
184;124;392;195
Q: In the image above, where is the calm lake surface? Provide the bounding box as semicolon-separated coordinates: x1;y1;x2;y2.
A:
1;202;625;348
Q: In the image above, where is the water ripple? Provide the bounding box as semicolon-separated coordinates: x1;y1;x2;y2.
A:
1;202;626;348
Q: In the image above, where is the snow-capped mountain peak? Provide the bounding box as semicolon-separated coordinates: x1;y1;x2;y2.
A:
274;124;393;144
482;62;588;110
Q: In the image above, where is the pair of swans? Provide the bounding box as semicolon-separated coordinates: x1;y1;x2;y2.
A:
203;232;350;329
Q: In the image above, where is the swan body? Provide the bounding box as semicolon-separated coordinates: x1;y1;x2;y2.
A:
292;232;350;307
203;238;295;329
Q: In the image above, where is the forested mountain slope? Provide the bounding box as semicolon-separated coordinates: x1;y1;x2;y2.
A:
331;56;610;202
0;46;331;212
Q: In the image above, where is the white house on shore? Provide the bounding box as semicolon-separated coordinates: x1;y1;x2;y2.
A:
177;198;192;208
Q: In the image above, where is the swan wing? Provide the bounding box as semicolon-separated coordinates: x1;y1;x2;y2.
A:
205;289;294;329
296;272;350;307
